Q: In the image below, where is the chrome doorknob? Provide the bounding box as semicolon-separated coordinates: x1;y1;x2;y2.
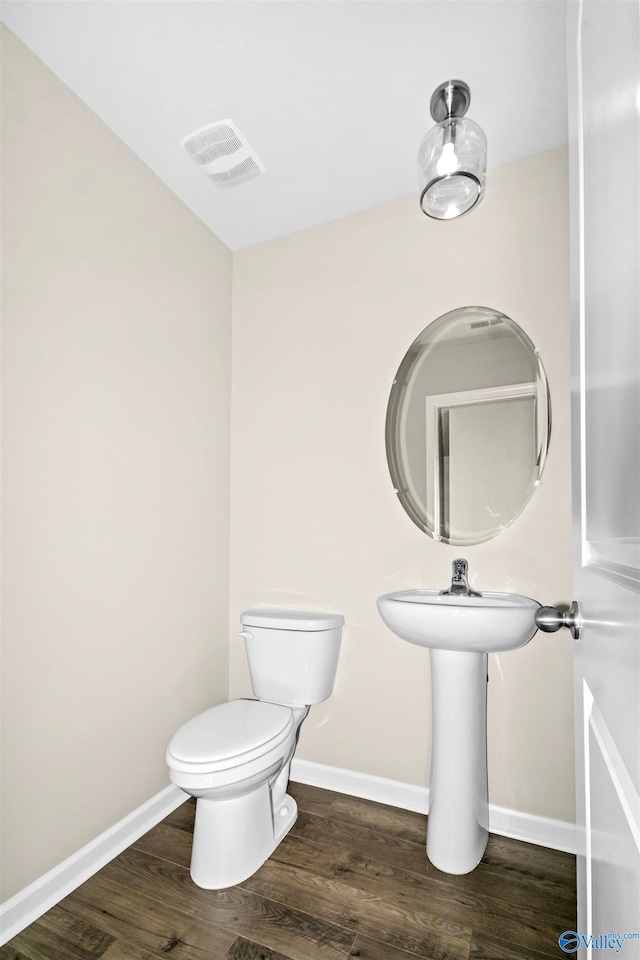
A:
535;601;581;640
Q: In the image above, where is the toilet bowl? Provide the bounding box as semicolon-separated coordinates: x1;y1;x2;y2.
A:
166;608;343;889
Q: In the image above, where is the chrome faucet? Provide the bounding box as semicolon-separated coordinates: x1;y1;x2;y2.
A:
440;558;482;597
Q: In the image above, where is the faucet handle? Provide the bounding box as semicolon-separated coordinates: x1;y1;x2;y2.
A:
452;558;468;579
440;558;482;597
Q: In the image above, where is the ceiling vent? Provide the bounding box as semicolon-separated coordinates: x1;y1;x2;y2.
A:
180;119;264;189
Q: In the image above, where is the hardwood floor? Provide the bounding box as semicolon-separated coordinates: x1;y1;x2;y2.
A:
1;782;576;960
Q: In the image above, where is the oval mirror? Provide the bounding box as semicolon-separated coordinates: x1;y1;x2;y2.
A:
385;306;550;545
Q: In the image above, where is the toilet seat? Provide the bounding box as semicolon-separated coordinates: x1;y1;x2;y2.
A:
167;699;294;775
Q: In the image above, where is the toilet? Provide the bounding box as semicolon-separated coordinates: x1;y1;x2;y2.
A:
166;608;344;889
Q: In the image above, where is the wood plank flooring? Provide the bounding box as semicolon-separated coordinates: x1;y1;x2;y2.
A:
1;782;576;960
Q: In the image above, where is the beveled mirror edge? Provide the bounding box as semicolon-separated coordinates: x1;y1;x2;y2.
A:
385;305;552;546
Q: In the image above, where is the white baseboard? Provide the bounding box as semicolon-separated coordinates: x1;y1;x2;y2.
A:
487;801;578;853
291;757;431;814
0;784;187;946
1;761;577;945
290;758;577;855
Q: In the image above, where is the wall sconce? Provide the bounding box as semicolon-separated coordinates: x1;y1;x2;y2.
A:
418;80;487;220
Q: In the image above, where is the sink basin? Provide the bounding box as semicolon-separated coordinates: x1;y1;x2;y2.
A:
376;589;540;653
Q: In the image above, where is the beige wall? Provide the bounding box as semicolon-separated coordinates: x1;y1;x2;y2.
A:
0;28;232;901
230;147;575;824
1;23;575;906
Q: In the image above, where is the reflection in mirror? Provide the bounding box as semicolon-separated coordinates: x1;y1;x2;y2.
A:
386;306;550;545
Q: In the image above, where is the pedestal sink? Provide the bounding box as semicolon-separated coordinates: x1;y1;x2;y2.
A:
377;569;540;875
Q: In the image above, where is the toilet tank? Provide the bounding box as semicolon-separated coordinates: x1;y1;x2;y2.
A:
241;609;344;706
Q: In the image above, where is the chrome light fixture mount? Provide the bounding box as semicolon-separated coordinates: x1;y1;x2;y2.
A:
418;80;487;220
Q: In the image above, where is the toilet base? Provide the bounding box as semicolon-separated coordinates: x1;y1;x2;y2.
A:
190;784;298;889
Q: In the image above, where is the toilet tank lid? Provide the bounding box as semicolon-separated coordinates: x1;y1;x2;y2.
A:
241;608;344;630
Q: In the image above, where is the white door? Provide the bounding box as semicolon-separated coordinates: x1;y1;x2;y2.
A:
568;2;640;958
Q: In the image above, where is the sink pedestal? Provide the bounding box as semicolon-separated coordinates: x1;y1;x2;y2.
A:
377;584;540;875
427;648;489;874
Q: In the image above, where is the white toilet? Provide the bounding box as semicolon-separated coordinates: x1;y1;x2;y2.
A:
166;608;344;889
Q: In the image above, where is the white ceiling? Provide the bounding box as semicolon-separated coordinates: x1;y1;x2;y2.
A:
1;1;569;251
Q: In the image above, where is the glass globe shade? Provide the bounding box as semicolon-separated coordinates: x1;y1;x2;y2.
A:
418;117;487;219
